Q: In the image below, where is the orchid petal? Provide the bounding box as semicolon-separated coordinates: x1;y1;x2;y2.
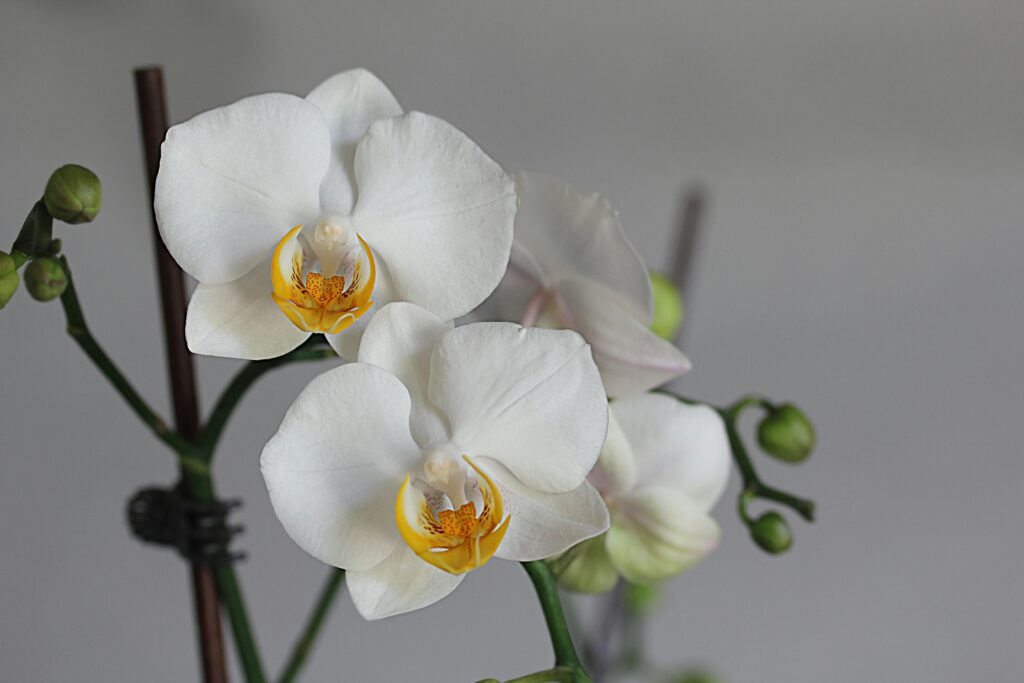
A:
557;278;691;397
352;112;516;321
612;394;731;512
306;69;403;215
476;457;609;562
261;364;420;571
185;261;311;360
606;486;720;583
589;408;638;497
358;302;453;448
156;93;329;284
346;545;463;620
511;171;653;320
428;324;608;493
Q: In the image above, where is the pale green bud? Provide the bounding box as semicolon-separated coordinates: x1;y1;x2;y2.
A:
0;251;18;310
556;535;619;594
44;164;102;224
649;271;683;340
757;403;815;463
750;511;792;554
24;257;67;301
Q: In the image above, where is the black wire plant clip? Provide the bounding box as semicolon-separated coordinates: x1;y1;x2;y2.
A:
127;486;246;566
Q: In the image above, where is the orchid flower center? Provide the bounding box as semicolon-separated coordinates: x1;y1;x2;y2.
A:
395;450;510;575
271;216;376;334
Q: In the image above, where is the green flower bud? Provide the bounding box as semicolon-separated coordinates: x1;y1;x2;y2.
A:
44;164;102;224
750;511;792;554
24;257;67;301
0;252;19;310
757;403;815;463
649;270;684;340
556;536;619;594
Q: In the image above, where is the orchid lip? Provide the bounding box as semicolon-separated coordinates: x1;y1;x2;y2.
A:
270;222;377;334
395;454;511;575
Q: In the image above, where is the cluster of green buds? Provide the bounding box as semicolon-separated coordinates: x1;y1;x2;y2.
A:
735;400;816;555
2;164;101;310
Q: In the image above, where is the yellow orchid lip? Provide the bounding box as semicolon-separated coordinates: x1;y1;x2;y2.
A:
271;224;376;334
395;455;511;575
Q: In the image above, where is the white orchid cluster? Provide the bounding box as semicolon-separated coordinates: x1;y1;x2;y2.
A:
155;68;731;621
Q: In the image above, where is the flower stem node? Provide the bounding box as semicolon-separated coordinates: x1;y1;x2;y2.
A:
649;270;684;340
44;164;102;224
0;251;19;310
757;403;815;463
749;511;793;554
24;257;67;301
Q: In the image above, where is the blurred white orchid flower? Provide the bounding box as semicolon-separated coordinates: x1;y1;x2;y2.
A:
489;171;690;397
559;392;730;592
156;69;516;360
261;303;610;619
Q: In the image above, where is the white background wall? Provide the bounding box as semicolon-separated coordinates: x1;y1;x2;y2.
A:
2;1;1022;681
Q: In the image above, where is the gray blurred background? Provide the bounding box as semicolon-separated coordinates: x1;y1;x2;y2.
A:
2;1;1022;681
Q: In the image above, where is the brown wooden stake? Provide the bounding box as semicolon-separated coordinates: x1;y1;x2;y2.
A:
669;185;708;346
134;65;230;683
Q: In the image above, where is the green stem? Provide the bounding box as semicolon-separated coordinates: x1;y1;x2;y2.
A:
719;402;816;522
277;569;345;683
58;258;267;681
186;465;266;682
521;562;591;683
199;340;334;458
57;257;195;458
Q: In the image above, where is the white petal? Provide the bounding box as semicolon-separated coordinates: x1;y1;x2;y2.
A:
260;364;421;571
358;302;453;448
156;93;330;284
185;261;310;360
352;112;516;321
557;278;691;397
611;395;731;512
306;69;403;215
476;457;609;562
606;486;720;584
346;545;463;620
589;408;637;497
428;323;608;493
512;171;652;320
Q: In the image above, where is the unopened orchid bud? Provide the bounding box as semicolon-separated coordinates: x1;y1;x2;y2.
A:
556;536;619;594
757;403;815;463
649;270;683;340
750;511;792;554
24;257;67;301
0;252;18;310
44;164;102;224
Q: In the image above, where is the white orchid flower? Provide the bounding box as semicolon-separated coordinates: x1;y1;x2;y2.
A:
489;171;690;397
558;392;730;592
261;303;610;619
155;69;516;360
